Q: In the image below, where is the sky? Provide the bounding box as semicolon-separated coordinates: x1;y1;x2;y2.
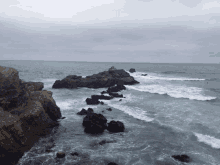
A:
1;0;220;63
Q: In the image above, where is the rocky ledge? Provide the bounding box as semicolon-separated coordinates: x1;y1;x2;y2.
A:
0;66;62;165
52;66;139;89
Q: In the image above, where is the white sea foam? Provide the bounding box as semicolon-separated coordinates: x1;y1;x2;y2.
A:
194;133;220;149
127;71;205;81
110;104;154;122
125;84;217;101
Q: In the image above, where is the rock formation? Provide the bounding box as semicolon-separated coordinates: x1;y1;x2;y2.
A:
52;67;139;89
0;66;62;165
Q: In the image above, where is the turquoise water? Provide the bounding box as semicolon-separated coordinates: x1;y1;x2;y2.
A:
1;60;220;165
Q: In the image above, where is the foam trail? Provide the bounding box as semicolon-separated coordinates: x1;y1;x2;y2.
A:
125;85;217;101
194;133;220;149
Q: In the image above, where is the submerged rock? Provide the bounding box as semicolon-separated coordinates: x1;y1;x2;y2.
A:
107;108;112;111
91;95;113;100
141;74;147;76
172;154;191;163
107;120;125;133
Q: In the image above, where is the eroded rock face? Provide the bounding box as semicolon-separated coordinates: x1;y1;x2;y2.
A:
0;65;62;165
52;67;139;89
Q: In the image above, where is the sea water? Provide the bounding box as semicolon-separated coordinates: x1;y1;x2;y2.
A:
0;60;220;165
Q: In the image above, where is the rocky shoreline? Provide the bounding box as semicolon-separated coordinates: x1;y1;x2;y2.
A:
0;66;62;165
0;65;192;165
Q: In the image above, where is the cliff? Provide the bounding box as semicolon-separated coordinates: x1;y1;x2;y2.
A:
0;66;62;165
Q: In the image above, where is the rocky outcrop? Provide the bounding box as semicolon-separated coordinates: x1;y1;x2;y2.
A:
107;84;126;93
0;66;62;165
129;68;136;73
52;67;139;89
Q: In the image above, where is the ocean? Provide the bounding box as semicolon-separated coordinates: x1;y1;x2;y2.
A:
0;60;220;165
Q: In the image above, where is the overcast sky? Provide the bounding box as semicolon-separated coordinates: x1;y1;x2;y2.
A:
1;0;220;63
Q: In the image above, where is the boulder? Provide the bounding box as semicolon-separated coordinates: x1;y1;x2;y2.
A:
119;99;122;101
107;84;126;93
141;74;147;76
172;155;191;163
85;98;100;105
107;120;125;133
52;67;139;89
82;113;107;134
129;68;136;73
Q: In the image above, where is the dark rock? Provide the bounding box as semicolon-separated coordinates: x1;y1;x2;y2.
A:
77;108;94;115
86;98;100;105
109;66;117;71
52;67;139;89
107;84;126;93
100;101;104;105
91;95;113;100
101;91;108;94
60;117;66;119
56;152;65;158
107;120;125;133
129;68;136;73
107;108;112;111
87;108;94;113
141;74;147;76
98;139;116;145
77;108;88;115
119;99;122;101
70;152;79;156
83;113;107;134
102;110;104;113
108;162;118;165
172;155;191;163
108;92;123;98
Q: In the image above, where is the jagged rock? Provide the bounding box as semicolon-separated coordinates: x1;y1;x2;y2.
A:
172;155;191;163
56;152;65;158
77;108;94;115
0;66;62;165
82;113;107;134
107;84;126;93
107;120;125;133
77;108;88;115
129;68;136;73
52;67;139;89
